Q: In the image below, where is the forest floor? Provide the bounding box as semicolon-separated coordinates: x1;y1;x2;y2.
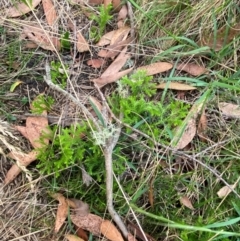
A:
0;0;240;241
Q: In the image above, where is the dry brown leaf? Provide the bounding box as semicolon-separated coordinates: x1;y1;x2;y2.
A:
110;26;131;45
67;199;89;216
118;5;128;21
15;113;48;149
5;0;41;17
75;227;89;241
137;62;173;76
197;109;208;141
176;63;207;76
71;213;103;236
101;47;130;77
98;37;133;58
97;31;116;46
87;59;105;68
4;95;49;184
42;0;57;26
66;234;84;241
217;185;236;198
23;25;60;51
180;196;194;210
24;41;39;49
156;82;196;90
4;151;38;185
100;220;124;241
218;102;240;119
92;68;133;88
200;23;240;51
55;194;69;233
171;102;203;149
77;32;90;52
117;20;124;29
112;0;121;11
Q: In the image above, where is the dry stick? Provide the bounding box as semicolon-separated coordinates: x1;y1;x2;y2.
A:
94;86;240;199
95;85;129;237
104;127;129;238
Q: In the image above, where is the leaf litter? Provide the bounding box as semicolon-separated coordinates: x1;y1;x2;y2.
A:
2;0;240;240
218;102;240;119
4;94;49;184
156;82;197;90
5;0;42;17
42;0;57;26
137;62;173;76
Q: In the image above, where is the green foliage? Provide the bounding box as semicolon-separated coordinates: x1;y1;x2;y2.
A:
109;70;190;144
60;31;71;50
37;123;103;178
50;61;68;89
31;95;54;114
90;4;113;41
37;122;133;212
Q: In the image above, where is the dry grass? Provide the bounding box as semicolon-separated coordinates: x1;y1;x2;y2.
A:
0;0;240;240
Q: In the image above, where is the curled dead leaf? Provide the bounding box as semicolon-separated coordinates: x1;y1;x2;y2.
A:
71;213;103;236
97;26;130;47
112;0;121;11
218;102;240;119
4;151;38;185
42;0;57;26
23;25;60;51
137;62;173;76
5;0;42;17
97;31;116;46
156;82;196;90
77;32;90;52
117;5;128;27
100;220;124;241
92;68;133;88
87;59;105;68
98;37;133;58
176;63;207;76
217;185;236;198
110;26;131;45
118;5;128;22
54;194;69;233
102;47;130;77
15;110;49;149
180;196;194;210
197;110;208;141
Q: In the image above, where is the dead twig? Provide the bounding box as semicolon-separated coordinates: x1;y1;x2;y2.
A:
95;84;128;238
